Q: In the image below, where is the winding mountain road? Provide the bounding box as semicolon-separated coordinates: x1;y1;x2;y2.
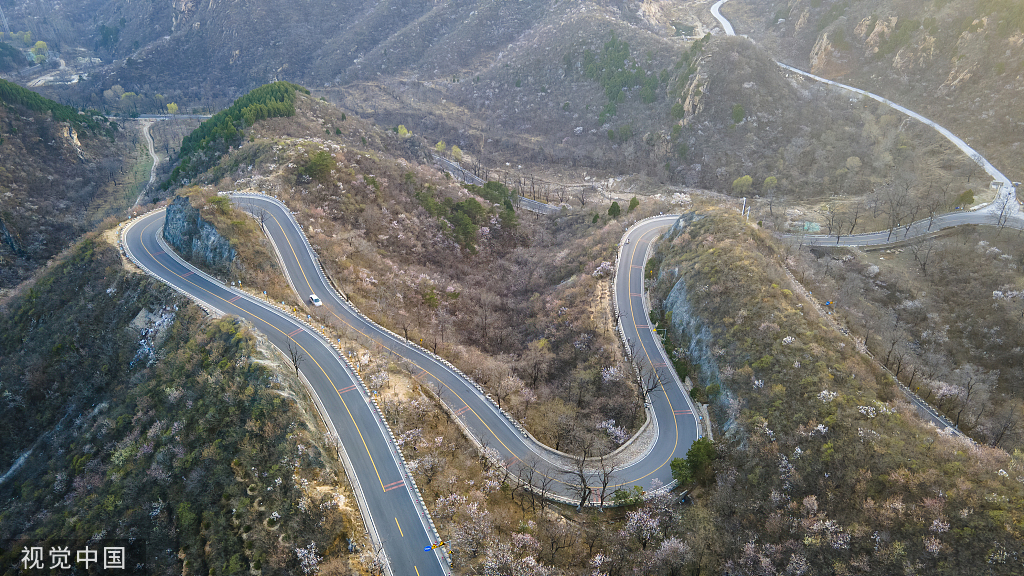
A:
121;208;451;576
710;0;1023;246
797;209;1024;247
121;197;699;575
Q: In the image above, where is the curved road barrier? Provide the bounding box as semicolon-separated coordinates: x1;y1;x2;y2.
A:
226;195;701;500
121;196;703;570
121;209;451;576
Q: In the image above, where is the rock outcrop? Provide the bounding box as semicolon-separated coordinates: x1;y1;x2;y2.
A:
658;214;739;433
163;195;235;273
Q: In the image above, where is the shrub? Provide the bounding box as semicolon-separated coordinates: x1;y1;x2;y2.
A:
300;151;336;183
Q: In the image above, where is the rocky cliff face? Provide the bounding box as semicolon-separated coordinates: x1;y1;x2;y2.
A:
658;214;740;433
163;195;235;273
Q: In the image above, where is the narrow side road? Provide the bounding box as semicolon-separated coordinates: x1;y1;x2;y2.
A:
133;120;160;207
711;0;1021;228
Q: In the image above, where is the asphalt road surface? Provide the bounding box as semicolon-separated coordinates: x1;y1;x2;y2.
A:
122;196;707;572
795;210;1024;247
227;196;702;501
122;209;450;576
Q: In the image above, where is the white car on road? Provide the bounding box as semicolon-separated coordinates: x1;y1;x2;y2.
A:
309;294;322;306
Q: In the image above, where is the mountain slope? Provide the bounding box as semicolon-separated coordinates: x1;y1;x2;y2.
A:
0;233;363;575
35;0;552;108
727;0;1024;183
0;80;125;290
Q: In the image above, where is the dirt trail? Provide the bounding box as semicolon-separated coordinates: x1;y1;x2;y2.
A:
134;120;159;207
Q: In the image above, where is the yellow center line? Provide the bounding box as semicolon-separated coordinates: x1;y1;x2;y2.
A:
269;213;316;294
395;517;404;537
266;210;539;477
256;203;685;490
414;567;421;576
623;223;682;484
135;214;387;492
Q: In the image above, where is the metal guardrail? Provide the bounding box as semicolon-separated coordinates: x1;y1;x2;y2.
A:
773;234;969;440
119;207;451;574
431;155;561;215
228;193;685;506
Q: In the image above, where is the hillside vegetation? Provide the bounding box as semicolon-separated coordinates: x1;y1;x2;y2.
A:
37;0;552;112
790;227;1024;450
166;86;672;457
0;42;26;72
648;209;1024;574
164;81;307;188
668;35;995;236
0;82;128;290
0;234;363;575
730;0;1024;182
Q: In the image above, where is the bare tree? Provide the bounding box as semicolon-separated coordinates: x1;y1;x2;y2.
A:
572;442;594;511
541;518;580;564
475;291;500;345
989;403;1020;448
763;176;782;230
629;358;662;426
882;312;905;370
537;465;556;513
845;201;863;235
245;200;270;229
824;201;842;237
924;192;945;231
882;178;913;241
902;200;922;239
512;457;536;508
597;455;619;506
994;192;1014;232
575;186;590;208
952;365;996;430
288;342;304;377
909;238;937;275
374;284;395;326
966;152;985;183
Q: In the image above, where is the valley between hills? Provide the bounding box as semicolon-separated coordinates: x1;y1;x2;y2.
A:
2;1;1023;575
